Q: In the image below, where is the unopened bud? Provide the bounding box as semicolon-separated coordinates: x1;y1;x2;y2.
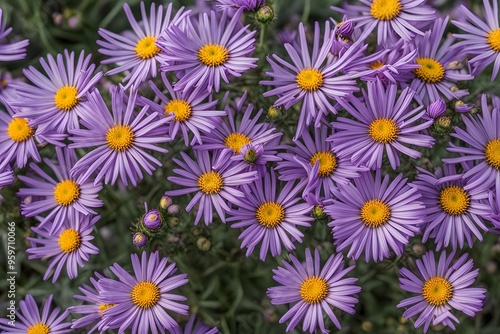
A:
255;6;274;24
450;85;460;92
312;205;327;220
267;105;285;122
243;147;258;164
454;100;473;113
168;217;179;227
133;232;147;247
361;321;373;331
426;99;446;119
412;242;427;256
196;236;211;251
143;209;162;230
159;196;173;210
433;116;452;134
167;204;180;216
337;20;354;39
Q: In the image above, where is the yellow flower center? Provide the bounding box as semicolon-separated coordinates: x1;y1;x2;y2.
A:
130;281;160;309
296;68;323;91
53;180;80;206
58;228;82;253
224;132;252;154
439;185;470;216
164;99;192;122
197;171;223;195
135;36;161;59
371;60;384;69
309;151;337;177
422;276;453;306
360;199;391;228
98;303;117;317
7;118;34;142
370;0;402;21
198;43;229;67
256;201;285;228
487;28;500;52
27;323;50;334
54;85;79;111
368;118;398;143
106;124;134;152
485;139;500;170
300;276;329;304
415;57;445;83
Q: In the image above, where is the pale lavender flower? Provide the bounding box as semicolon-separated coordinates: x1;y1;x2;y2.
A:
0;9;29;61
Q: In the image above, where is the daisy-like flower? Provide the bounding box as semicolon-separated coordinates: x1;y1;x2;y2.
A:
171;315;219;334
267;249;360;333
330;80;435;170
325;170;424;262
452;0;500;80
333;0;436;45
228;169;312;260
260;21;367;139
97;2;188;90
69;86;170;186
138;72;225;146
97;251;189;333
157;8;258;93
70;272;112;334
0;8;29;61
411;164;490;250
397;251;486;333
0;294;71;333
27;214;100;283
0;102;65;171
166;149;258;225
276;126;368;198
408;16;473;105
10;50;103;134
443;94;500;191
18;148;103;234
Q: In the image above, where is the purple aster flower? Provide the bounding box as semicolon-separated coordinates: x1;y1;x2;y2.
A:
276;126;368;198
157;9;258;93
443;94;500;191
397;251;486;333
332;0;436;45
452;0;500;80
267;249;360;333
0;166;13;188
215;0;265;12
18;148;103;234
70;272;111;333
133;232;148;247
69;86;170;186
0;102;65;171
408;16;473;105
27;214;100;283
97;2;189;90
171;315;219;334
260;21;367;139
228;169;313;260
10;50;103;134
230;141;281;177
195;92;282;159
411;164;490;250
138;73;225;146
0;294;71;333
425;99;446;119
97;251;189;333
324;170;424;262
143;208;162;230
0;9;29;61
166;149;258;225
330;80;435;170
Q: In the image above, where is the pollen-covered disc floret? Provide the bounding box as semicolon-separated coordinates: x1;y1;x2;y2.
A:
368;118;399;143
309;151;337;177
439;186;470;216
296;68;323;91
224;132;252;154
415;57;445;83
105;125;135;152
422;276;453;306
256;201;285;228
370;0;402;21
197;171;223;195
130;281;160;309
135;36;160;59
485;139;500;170
198;43;229;67
54;85;80;111
164;99;192;122
360;199;391;228
7;118;33;142
300;277;329;304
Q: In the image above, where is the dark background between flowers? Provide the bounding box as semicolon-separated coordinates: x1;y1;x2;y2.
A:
1;0;500;333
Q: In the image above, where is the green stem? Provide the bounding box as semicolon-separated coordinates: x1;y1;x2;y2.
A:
258;23;266;50
301;0;311;23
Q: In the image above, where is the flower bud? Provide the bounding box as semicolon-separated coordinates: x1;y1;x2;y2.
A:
337;20;354;39
168;217;179;227
312;205;327;220
167;204;180;216
267;105;285;122
241;145;259;164
133;232;147;247
143;209;162;230
433;116;452;134
426;99;446;119
255;6;274;24
159;196;173;210
454;100;473;113
196;236;211;251
411;242;427;256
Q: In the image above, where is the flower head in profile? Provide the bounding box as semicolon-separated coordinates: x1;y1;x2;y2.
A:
18;148;103;234
411;164;490;250
443;94;500;191
69;86;170;186
0;8;29;61
0;294;71;333
398;251;486;333
216;0;265;12
267;249;360;333
27;214;100;283
10;50;103;134
157;9;258;93
325;170;424;262
330;80;435;170
228;169;312;260
170;314;219;334
97;2;189;89
166;149;258;225
97;251;189;333
452;0;500;80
